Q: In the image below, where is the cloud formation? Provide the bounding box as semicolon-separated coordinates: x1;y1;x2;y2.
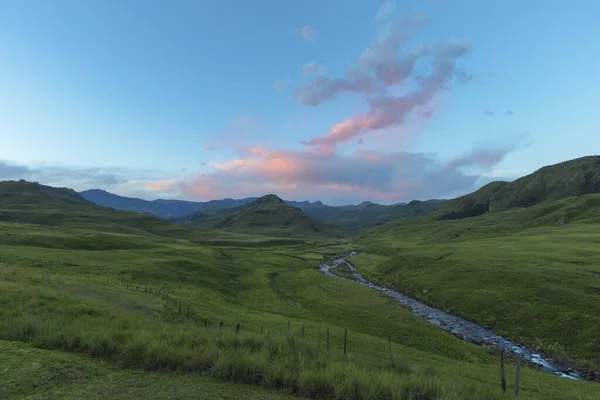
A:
484;109;494;116
294;6;470;150
302;61;326;76
2;3;525;206
0;160;175;200
273;78;293;92
144;139;522;204
298;26;316;42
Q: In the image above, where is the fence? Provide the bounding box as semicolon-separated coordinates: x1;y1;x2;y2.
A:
123;282;525;396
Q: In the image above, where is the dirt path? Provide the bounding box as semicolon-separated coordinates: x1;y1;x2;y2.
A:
320;251;584;381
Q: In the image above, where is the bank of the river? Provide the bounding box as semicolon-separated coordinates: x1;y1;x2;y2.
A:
320;252;588;382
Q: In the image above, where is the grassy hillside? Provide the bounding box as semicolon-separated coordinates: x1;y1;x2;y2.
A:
305;199;446;231
0;340;297;400
438;155;600;220
356;193;600;377
179;194;348;238
1;181;597;398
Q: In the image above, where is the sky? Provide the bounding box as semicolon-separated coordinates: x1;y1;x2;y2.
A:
1;0;599;205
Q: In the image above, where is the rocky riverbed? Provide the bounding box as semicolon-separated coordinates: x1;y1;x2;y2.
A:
320;251;588;381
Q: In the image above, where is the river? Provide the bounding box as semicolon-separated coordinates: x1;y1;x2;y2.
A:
320;251;584;381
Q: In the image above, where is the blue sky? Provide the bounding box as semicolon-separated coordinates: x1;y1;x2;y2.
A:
1;0;599;204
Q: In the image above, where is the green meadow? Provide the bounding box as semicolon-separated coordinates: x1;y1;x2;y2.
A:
356;194;600;374
1;180;599;398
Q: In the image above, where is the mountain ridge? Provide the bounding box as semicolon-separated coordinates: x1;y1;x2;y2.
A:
80;189;325;219
437;155;600;220
179;194;348;238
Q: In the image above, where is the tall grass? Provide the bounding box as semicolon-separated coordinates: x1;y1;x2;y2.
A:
0;283;499;400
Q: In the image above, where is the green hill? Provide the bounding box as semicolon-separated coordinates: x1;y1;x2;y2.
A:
1;179;92;208
1;180;599;398
0;180;303;248
178;194;349;238
305;199;446;231
356;192;600;377
1;180;597;399
437;155;600;220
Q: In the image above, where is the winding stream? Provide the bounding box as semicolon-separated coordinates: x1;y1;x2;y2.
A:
320;251;584;381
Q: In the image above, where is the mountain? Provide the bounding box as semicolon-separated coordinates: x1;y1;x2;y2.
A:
0;180;208;241
285;200;325;209
178;194;347;237
79;189;325;219
437;155;600;220
79;189;251;219
1;179;92;208
303;199;447;231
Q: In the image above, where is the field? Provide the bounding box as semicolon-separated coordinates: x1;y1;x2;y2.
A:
1;181;599;398
356;194;600;376
0;213;599;399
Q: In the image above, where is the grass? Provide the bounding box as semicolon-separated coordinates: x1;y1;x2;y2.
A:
356;194;600;376
180;194;349;238
1;224;599;398
0;340;298;399
436;155;600;219
1;181;599;398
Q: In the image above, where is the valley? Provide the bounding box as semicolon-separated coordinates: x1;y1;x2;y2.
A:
2;156;600;399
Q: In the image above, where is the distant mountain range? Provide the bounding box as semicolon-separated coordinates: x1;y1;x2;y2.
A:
79;189;444;230
77;155;600;230
79;189;325;220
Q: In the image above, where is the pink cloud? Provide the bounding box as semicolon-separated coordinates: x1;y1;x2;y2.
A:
299;26;316;42
301;38;470;149
293;3;470;151
141;4;520;205
146;180;181;192
144;138;521;204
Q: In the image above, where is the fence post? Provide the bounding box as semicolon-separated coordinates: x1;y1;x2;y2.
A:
261;325;263;335
302;325;305;338
204;318;208;328
344;328;347;355
220;320;223;329
388;331;392;364
236;324;241;333
288;320;290;332
514;355;521;397
327;328;330;352
500;350;506;394
186;305;190;319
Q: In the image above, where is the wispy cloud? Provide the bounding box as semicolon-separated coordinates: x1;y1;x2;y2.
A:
294;4;471;151
2;2;528;206
302;61;326;76
0;160;178;200
484;109;494;116
144;136;525;204
273;77;293;92
298;26;316;42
